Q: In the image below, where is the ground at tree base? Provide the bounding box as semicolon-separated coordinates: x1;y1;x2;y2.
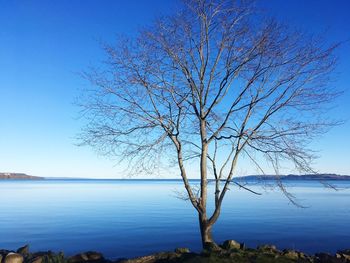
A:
1;242;350;263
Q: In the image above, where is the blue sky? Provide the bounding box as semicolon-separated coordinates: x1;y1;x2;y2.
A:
1;0;349;178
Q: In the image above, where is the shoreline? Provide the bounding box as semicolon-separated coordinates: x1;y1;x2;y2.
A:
2;172;350;181
1;241;349;263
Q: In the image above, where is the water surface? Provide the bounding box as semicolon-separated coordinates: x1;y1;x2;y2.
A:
0;179;349;259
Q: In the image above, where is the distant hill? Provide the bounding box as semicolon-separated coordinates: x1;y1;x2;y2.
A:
1;173;349;181
0;173;44;180
236;174;350;181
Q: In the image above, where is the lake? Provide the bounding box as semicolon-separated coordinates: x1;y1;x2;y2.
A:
0;179;349;259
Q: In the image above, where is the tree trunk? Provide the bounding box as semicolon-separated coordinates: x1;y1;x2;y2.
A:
199;215;215;249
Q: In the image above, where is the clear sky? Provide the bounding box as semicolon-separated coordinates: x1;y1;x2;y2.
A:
1;0;349;178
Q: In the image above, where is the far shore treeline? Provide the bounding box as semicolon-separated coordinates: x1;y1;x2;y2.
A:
1;173;350;181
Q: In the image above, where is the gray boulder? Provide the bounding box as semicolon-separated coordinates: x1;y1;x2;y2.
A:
174;248;190;254
4;253;24;263
85;252;102;261
283;250;299;260
203;242;222;252
336;249;350;261
257;244;277;252
222;240;241;250
68;251;103;262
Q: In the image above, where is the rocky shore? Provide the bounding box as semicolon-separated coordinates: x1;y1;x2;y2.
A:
1;242;350;263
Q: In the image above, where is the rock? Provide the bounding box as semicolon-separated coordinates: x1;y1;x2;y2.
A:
174;248;190;254
68;256;80;263
85;252;102;261
257;244;277;252
30;256;43;263
4;253;24;263
222;240;241;250
120;254;156;263
336;253;350;261
0;254;3;263
314;252;337;263
27;252;61;263
68;251;103;262
68;254;87;263
283;250;299;260
337;250;350;261
298;252;307;259
81;254;89;261
342;254;350;261
203;242;222;252
120;252;179;263
46;251;66;263
16;245;29;256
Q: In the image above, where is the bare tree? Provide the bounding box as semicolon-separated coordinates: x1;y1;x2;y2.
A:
78;0;339;249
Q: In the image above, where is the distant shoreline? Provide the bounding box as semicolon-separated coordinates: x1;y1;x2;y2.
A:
1;173;350;181
0;173;43;180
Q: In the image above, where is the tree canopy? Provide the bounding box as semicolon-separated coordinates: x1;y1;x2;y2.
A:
79;0;339;247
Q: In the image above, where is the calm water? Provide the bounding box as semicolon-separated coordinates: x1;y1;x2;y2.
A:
0;179;349;259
